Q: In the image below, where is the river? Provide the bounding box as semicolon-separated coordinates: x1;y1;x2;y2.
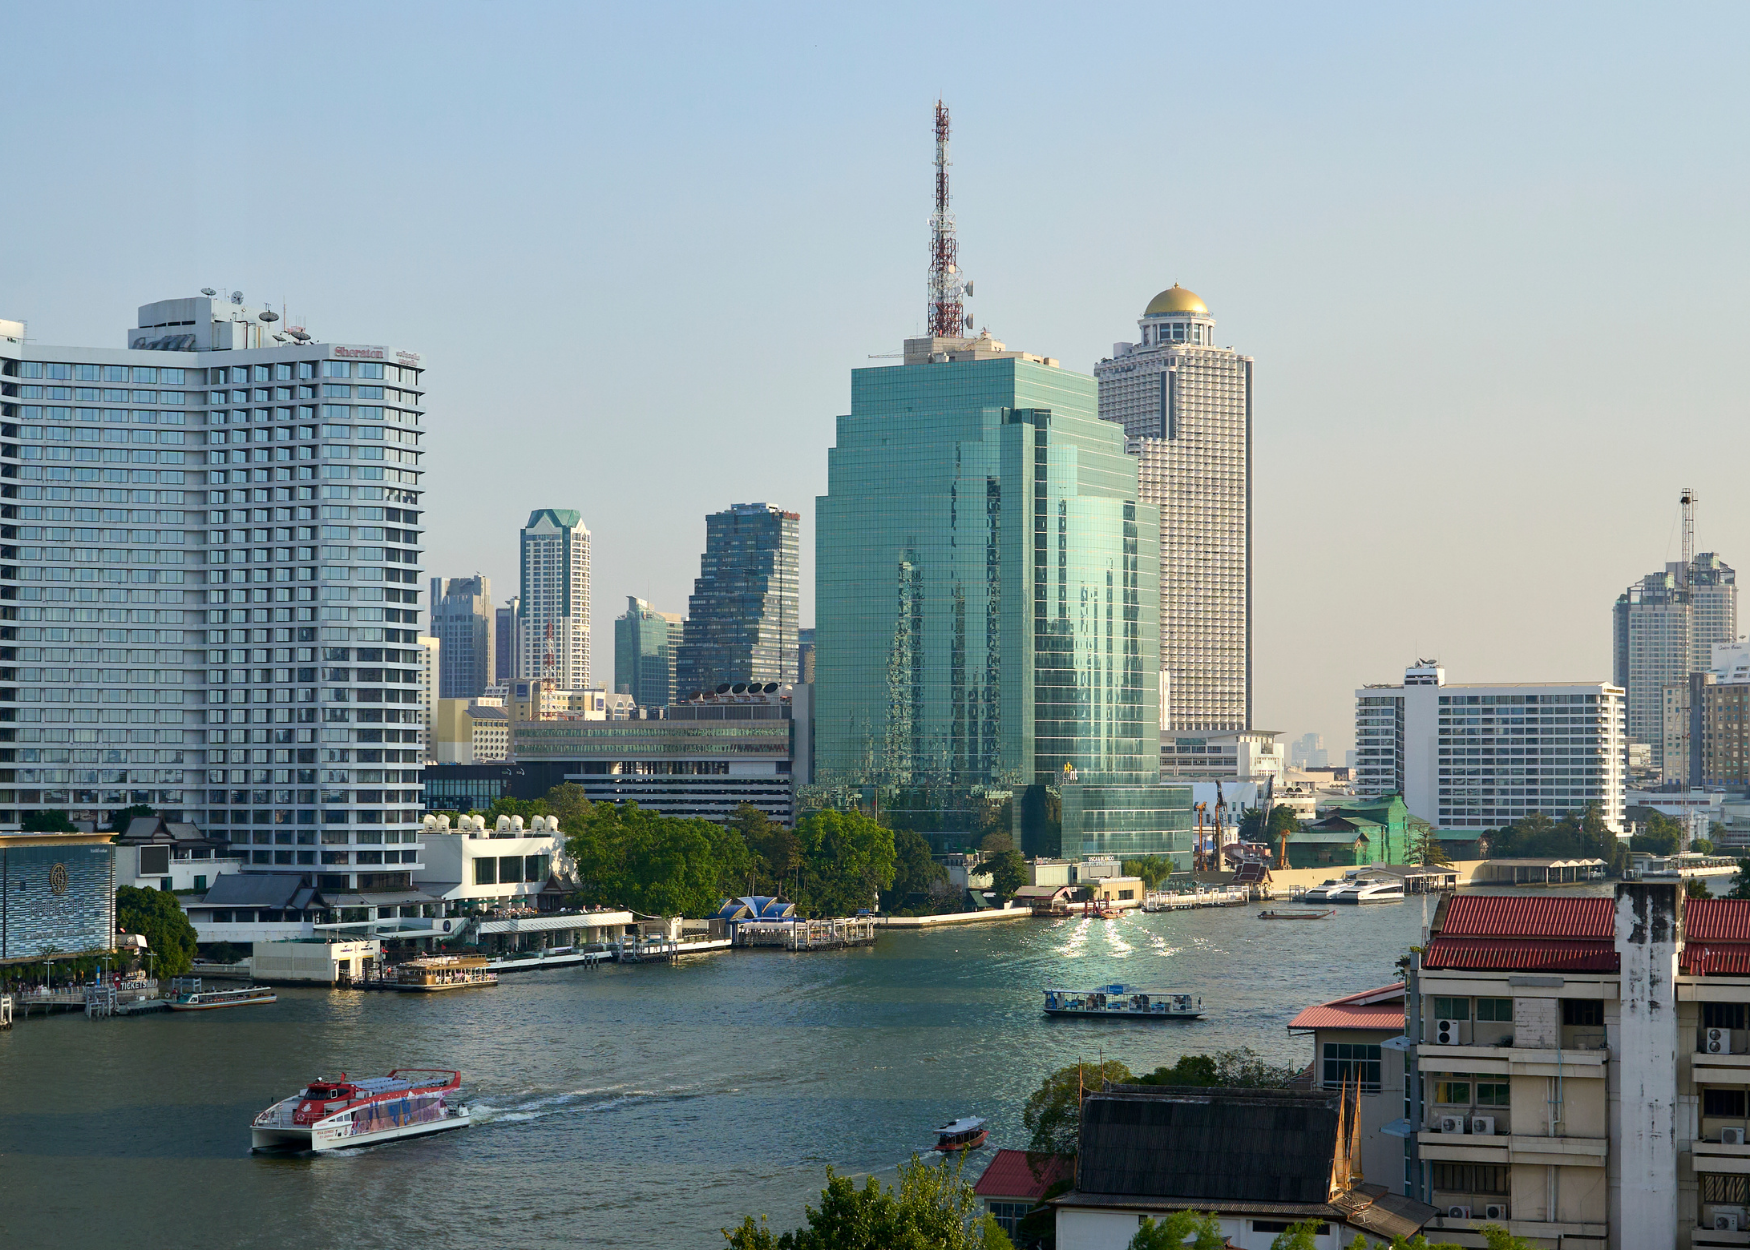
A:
0;902;1431;1249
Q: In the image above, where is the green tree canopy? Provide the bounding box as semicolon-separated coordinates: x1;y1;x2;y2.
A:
793;809;896;917
106;804;157;833
887;827;947;909
541;783;594;831
723;1156;1011;1250
1122;856;1174;890
1024;1060;1132;1157
1131;1212;1225;1249
566;802;751;917
116;886;198;976
1133;1048;1299;1089
1628;807;1686;856
21;809;76;833
1728;859;1750;900
732;804;801;897
985;849;1026;900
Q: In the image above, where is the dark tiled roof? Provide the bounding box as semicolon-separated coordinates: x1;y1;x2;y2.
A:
973;1150;1070;1200
1437;895;1613;939
1075;1088;1338;1205
1423;937;1618;972
199;873;316;909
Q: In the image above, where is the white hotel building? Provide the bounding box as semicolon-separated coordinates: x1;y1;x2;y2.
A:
0;294;426;896
1355;663;1626;834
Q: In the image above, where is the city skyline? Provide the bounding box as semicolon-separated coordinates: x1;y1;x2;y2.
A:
8;7;1750;759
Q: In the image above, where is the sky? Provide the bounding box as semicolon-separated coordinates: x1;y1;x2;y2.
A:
5;3;1749;757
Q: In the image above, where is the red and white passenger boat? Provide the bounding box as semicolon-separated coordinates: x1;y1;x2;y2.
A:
251;1069;470;1152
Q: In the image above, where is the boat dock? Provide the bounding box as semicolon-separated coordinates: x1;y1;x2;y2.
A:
732;917;879;950
1142;886;1249;911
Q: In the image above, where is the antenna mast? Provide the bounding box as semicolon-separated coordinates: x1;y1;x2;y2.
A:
1682;487;1697;574
927;100;969;339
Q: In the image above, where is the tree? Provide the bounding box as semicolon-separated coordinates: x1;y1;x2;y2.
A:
1693;838;1716;855
21;810;76;833
116;885;198;977
793;809;897;917
1023;1060;1132;1158
1728;859;1750;900
1629;807;1685;856
567;802;751;917
1122;857;1174;890
541;782;594;831
986;849;1026;901
1133;1048;1299;1089
887;827;946;910
1687;877;1712;899
106;804;157;833
1407;825;1452;866
732;804;801;896
723;1155;1011;1250
978;830;1015;855
1266;1221;1325;1250
1131;1213;1225;1249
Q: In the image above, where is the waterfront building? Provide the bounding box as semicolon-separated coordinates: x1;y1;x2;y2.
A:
417;634;438;762
113;813;239;892
0;296;427;879
1094;284;1252;734
1053;1084;1434;1248
1158;728;1282;782
816;331;1188;859
675;502;799;695
1288;982;1408;1191
973;1151;1069;1242
0;830;116;963
413;815;564;912
614;594;683;708
517;509;590;689
1403;885;1750;1246
428;574;493;699
1614;552;1737;772
510;684;807;824
495;598;517;681
1354;662;1626;835
1292;795;1429;867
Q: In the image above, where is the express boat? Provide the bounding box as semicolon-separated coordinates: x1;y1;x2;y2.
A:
1042;984;1204;1020
251;1069;470;1152
167;983;277;1011
933;1116;989;1152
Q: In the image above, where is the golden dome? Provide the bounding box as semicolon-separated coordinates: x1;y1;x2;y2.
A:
1144;284;1209;317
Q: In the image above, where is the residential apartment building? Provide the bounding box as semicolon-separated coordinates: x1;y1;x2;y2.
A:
0;297;426;886
614;594;683;708
1095;284;1252;733
516;509;589;689
428;573;493;699
1615;552;1737;771
675;502;799;695
1406;886;1750;1249
1159;728;1282;782
1355;662;1626;834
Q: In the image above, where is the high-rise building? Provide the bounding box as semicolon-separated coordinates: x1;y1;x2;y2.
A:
675;503;798;695
1614;553;1737;770
516;510;589;689
797;626;816;685
816;331;1190;859
0;295;427;877
1289;732;1328;769
1354;662;1626;834
495;597;517;682
1095;285;1252;735
614;595;683;708
428;574;493;699
418;634;439;763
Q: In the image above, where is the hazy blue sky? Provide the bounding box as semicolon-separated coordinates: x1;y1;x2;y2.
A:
5;4;1748;754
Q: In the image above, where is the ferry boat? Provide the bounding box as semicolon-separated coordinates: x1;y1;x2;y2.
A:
251;1069;469;1152
933;1116;989;1152
1042;984;1204;1020
1303;871;1406;905
394;955;498;992
166;983;278;1011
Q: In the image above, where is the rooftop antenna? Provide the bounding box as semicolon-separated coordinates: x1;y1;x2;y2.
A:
1682;487;1697;575
927;100;971;339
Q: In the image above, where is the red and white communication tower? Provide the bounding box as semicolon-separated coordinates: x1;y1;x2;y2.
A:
927;100;972;339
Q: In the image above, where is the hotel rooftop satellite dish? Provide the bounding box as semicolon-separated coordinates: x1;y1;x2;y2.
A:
231;291;244;304
201;287;217;297
259;309;279;323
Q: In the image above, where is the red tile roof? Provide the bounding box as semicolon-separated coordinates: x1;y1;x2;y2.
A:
1424;936;1619;973
974;1149;1070;1201
1682;898;1750;942
1682;943;1750;975
1288;983;1406;1032
1438;895;1614;939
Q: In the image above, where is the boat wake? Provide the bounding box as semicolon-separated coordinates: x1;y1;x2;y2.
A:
469;1082;709;1127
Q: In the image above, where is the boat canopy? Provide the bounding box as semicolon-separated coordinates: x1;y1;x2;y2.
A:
936;1117;987;1135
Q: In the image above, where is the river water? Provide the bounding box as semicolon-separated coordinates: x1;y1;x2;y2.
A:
0;902;1430;1249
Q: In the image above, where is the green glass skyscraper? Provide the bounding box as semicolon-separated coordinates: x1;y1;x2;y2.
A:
815;335;1190;860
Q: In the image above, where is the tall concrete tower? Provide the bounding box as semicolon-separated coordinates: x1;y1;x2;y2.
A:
1095;285;1252;737
517;509;590;689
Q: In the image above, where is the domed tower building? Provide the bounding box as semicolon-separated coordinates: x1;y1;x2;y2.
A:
1094;285;1252;735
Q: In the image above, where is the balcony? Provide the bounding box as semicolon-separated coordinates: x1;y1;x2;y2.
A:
1417;1127;1607;1168
1417;1042;1609;1077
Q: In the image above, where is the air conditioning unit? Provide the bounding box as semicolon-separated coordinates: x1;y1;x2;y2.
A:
1484;1204;1510;1221
1447;1205;1472;1220
1439;1115;1467;1134
1710;1028;1735;1054
1435;1018;1463;1045
1717;1213;1742;1233
1725;1127;1747;1146
1470;1116;1496;1136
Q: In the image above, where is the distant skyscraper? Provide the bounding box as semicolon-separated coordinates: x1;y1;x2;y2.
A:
615;595;684;707
429;574;494;699
797;626;816;685
1094;285;1252;735
1289;732;1328;770
675;503;799;694
495;598;518;682
517;510;590;689
1614;553;1736;771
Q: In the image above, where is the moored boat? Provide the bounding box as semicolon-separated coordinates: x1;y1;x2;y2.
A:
933;1116;989;1152
1042;984;1203;1020
1257;909;1334;920
394;956;498;991
167;983;278;1011
251;1069;469;1152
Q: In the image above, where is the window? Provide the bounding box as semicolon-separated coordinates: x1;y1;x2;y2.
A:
1430;1163;1510;1195
473;857;497;885
1703;1174;1750;1204
1562;999;1603;1026
1323;1043;1382;1090
1476;997;1513;1022
323;362;351;378
1706;1089;1748;1118
1434;997;1471;1021
1476;1080;1510;1106
987;1202;1031;1237
1705;1003;1747;1030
